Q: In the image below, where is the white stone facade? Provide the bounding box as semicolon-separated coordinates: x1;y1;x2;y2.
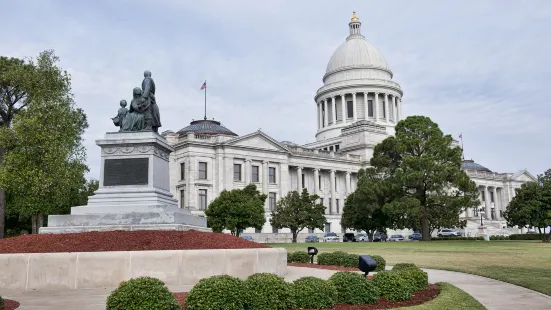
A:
162;12;535;241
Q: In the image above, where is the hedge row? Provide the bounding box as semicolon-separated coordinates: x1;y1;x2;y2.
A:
287;251;310;263
432;236;484;241
508;233;544;240
316;251;386;271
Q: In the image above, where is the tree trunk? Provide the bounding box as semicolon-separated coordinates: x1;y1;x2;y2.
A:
421;209;430;241
0;146;5;239
291;229;297;243
367;230;374;242
38;211;44;232
31;214;38;234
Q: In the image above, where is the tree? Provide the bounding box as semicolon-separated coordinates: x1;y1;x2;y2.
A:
0;50;72;238
340;168;393;241
269;188;326;243
371;116;479;241
205;184;266;237
504;169;551;242
0;95;88;234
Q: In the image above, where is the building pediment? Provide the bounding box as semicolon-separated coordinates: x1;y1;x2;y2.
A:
224;131;289;153
510;170;537;182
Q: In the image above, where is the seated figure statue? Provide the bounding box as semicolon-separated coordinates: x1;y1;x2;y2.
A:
121;87;149;131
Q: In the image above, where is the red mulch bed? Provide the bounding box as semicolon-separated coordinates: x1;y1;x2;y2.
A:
4;299;20;310
172;286;439;309
0;230;268;253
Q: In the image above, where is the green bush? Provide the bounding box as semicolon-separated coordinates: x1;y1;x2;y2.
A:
371;255;386;271
392;263;418;271
287;251;310;263
395;268;428;291
328;272;379;305
372;271;413;302
292;276;337;309
106;277;179;310
318;251;356;267
509;233;543;240
244;273;294;310
185;275;245;310
0;296;4;309
432;236;483;241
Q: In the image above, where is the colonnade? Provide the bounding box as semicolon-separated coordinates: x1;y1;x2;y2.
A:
466;185;506;221
316;91;402;130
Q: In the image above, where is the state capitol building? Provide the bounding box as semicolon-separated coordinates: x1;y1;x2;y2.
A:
162;12;536;241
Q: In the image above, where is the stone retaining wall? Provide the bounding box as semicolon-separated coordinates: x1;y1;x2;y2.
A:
0;248;287;290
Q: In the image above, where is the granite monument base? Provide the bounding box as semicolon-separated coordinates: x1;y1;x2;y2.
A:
39;131;210;234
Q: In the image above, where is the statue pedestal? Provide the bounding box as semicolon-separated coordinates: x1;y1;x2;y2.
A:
40;132;210;234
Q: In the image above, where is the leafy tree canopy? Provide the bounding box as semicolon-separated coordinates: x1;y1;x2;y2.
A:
371;116;479;241
270;188;326;243
205;184;266;236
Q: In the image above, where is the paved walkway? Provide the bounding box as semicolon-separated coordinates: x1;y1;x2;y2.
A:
2;266;551;310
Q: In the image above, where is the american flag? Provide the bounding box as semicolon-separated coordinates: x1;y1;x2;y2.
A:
459;133;462;139
200;81;206;90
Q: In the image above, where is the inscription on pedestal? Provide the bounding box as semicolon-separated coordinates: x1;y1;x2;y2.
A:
104;158;149;186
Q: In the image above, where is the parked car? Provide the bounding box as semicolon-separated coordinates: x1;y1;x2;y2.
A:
373;233;387;242
437;229;462;237
343;233;357;242
323;232;340;242
409;233;422;241
356;233;368;242
241;235;254;241
388;234;405;242
305;235;319;242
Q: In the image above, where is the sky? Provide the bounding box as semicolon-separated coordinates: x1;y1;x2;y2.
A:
1;0;550;179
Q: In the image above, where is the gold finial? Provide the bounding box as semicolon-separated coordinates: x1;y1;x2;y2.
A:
351;11;359;22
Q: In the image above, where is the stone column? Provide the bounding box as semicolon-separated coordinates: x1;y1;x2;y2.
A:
484;186;491;220
363;92;369;119
330;170;336;214
245;159;252;184
331;97;336;125
323;100;328;128
384;93;389;123
345;172;351;194
262;161;269;194
374;92;380;121
352;93;357;121
297;166;303;191
313;168;320;195
317;102;321;129
279;163;289;199
397;97;402;121
392;95;397;122
341;94;346;123
493;187;499;219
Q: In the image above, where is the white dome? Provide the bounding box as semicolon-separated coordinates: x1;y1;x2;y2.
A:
325;39;390;74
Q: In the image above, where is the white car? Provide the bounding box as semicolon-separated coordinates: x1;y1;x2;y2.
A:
437;229;462;237
356;234;368;242
323;232;340;242
388;234;405;241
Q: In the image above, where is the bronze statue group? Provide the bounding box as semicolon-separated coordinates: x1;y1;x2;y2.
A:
112;70;161;133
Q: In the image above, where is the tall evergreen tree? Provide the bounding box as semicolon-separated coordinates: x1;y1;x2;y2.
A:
371;116;479;241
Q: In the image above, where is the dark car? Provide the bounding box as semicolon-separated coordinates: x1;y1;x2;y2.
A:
343;233;357;242
305;235;319;242
240;235;254;241
409;233;422;241
373;233;387;242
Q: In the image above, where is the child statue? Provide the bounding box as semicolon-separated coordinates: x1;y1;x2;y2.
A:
112;100;128;130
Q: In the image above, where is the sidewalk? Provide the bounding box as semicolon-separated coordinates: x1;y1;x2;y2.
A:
2;266;551;309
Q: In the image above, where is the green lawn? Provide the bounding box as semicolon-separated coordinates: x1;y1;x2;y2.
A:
269;241;551;296
396;282;485;310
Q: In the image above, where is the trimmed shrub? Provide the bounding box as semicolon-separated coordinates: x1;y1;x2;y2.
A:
244;273;294;310
432;236;483;241
106;277;179;310
318;251;355;267
292;276;337;309
371;255;386;271
185;275;245;310
392;263;418;271
372;271;412;302
395;268;428;291
328;272;379;305
509;233;543;240
0;296;4;309
287;251;310;263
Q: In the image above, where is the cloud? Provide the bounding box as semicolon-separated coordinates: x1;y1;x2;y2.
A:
1;0;550;178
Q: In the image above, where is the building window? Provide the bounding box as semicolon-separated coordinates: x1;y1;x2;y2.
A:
198;189;207;210
335;145;340;152
199;162;207;180
329;200;332;214
272;227;279;233
490;192;494;203
180;190;185;208
180;163;185;180
301;174;305;189
499;210;503;218
269;167;276;183
346;101;353;118
308;228;314;234
255;228;262;233
319;175;322;190
491;208;495;220
233;163;242;181
336;199;340;214
324;223;331;233
322;105;326;127
382;100;386;117
368;99;373;117
252;165;259;182
329;146;334;151
269;193;276;211
335;176;338;192
481;190;485;201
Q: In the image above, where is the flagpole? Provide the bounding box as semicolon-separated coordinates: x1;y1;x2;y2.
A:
203;80;207;120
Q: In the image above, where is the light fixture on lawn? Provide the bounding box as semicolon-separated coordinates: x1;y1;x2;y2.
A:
307;247;318;264
358;255;377;278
